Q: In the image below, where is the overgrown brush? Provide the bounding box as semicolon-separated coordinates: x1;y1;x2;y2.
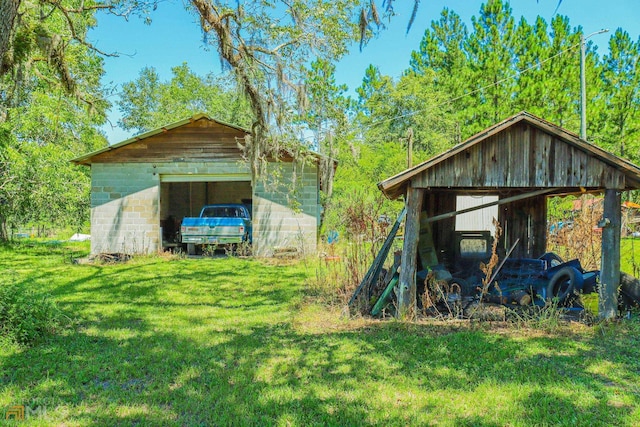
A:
507;300;567;333
547;196;602;270
310;190;398;309
0;282;66;346
307;251;353;306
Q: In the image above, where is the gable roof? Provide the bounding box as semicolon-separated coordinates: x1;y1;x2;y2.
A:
72;113;336;168
378;111;640;199
71;113;250;166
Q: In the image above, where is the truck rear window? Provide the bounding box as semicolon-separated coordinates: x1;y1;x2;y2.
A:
202;207;244;218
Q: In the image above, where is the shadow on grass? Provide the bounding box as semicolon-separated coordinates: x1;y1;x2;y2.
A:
1;242;639;425
3;317;639;425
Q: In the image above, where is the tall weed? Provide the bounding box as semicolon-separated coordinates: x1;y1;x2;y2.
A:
547;196;602;270
310;190;398;309
0;282;65;346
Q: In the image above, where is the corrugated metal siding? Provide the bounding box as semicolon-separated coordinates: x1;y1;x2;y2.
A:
455;195;499;233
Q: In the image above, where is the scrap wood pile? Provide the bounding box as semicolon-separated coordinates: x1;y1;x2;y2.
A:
74;253;133;264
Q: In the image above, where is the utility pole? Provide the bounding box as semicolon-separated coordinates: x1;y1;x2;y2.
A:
580;29;609;140
406;127;414;168
580;33;586;140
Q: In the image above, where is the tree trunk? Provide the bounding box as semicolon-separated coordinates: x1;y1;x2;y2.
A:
0;0;21;75
0;212;8;241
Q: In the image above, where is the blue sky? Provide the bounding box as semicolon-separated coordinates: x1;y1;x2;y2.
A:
89;0;640;143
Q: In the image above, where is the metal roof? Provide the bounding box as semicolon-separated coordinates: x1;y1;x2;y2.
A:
378;111;640;199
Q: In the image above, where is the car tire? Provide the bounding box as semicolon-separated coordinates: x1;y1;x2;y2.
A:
619;272;640;308
547;267;579;304
451;277;471;296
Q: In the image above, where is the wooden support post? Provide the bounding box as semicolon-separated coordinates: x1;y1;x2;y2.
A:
397;187;423;320
599;189;621;320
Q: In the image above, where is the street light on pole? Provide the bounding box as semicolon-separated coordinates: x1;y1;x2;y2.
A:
580;28;609;140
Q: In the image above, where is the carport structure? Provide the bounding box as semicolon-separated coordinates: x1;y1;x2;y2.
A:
378;112;640;319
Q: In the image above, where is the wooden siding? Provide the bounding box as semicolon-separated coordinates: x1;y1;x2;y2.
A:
412;122;626;190
498;194;547;258
423;190;456;263
380;112;640;200
423;190;547;260
89;119;248;163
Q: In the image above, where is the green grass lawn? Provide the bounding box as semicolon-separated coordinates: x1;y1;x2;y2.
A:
1;241;639;426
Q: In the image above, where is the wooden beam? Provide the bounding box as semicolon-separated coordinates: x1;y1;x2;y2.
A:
348;207;407;307
424;188;558;224
599;189;621;319
397;187;423;319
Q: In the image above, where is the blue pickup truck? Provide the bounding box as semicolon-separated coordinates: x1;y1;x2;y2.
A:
180;204;252;255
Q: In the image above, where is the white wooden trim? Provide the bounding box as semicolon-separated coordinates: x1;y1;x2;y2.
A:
159;174;251;183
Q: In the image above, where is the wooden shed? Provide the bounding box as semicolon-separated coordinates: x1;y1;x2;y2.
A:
72;114;324;257
378;111;640;319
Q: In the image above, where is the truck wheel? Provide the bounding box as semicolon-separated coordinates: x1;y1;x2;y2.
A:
187;243;196;255
547;267;578;304
619;272;640;308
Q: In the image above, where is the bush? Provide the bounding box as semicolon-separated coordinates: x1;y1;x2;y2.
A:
0;283;63;346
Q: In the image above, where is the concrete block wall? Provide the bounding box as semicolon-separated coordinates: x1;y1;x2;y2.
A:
253;162;319;257
90;163;160;254
90;160;320;257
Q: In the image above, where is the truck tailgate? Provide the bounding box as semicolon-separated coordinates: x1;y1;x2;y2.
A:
181;217;247;244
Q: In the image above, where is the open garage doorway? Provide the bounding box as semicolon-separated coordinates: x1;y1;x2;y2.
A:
159;175;252;250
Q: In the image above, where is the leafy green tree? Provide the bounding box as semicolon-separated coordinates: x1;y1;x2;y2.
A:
512;16;550;116
355;66;454;156
409;8;469;76
0;142;91;236
0;78;105;239
333;60;458;238
300;58;353;200
187;0;376;178
356;65;394;121
540;15;582;130
355;65;402;147
0;0;108;240
466;0;516;132
596;29;640;163
409;8;470;138
117;63;251;134
0;0;123;113
116;66;161;133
